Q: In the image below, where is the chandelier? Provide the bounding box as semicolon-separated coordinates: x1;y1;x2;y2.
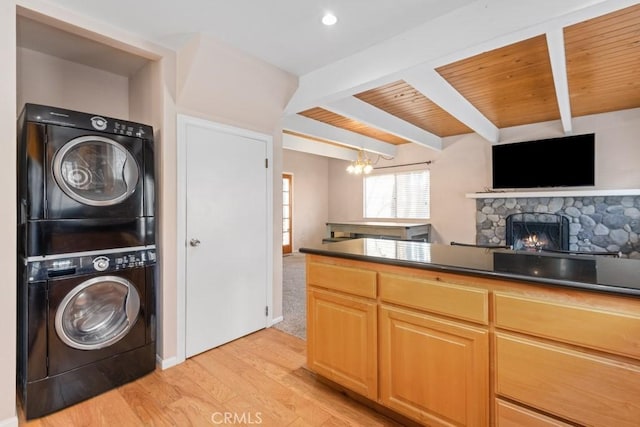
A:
346;150;373;175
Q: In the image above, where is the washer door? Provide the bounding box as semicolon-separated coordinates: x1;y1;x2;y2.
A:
53;135;140;206
55;276;141;350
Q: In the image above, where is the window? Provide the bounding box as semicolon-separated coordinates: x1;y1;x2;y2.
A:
364;170;430;219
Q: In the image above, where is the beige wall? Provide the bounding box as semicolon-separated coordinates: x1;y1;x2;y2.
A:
1;2;16;424
283;149;329;250
177;34;297;135
17;47;130;117
498;108;640;189
129;57;178;358
328;158;365;223
327;138;488;245
327;108;640;246
167;33;297;359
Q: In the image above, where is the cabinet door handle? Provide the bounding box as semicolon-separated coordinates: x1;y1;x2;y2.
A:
189;238;201;247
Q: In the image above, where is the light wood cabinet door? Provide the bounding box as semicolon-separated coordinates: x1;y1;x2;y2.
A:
307;287;377;399
496;333;640;427
379;305;489;426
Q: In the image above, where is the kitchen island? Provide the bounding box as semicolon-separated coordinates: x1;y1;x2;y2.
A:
300;239;640;427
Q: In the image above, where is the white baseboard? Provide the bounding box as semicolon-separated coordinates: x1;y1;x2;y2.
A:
269;316;283;326
156;354;180;370
0;414;18;427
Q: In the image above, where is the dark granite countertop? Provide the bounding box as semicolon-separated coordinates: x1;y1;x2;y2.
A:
300;238;640;297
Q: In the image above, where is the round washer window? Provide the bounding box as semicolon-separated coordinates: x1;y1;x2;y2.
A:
55;276;141;350
53;136;139;206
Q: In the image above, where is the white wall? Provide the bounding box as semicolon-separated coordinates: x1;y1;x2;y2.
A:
327;108;640;245
17;47;130;118
283;149;329;250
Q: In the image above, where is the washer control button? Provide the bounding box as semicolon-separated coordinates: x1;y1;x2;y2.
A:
93;256;110;271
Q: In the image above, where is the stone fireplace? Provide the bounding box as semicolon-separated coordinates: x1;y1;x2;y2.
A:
473;193;640;258
505;213;569;250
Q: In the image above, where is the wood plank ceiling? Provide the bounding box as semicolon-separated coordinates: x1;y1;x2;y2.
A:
298;107;410;145
565;4;640;117
290;3;640;150
435;34;560;129
355;81;472;137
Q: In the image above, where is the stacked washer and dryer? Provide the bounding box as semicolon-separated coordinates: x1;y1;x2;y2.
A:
17;104;157;419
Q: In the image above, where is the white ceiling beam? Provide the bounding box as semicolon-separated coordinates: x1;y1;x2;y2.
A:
546;29;573;134
403;67;499;143
283;133;358;161
323;97;442;151
282;114;397;158
285;0;636;115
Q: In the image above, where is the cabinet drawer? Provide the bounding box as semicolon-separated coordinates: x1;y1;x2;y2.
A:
495;333;640;427
494;292;640;359
379;273;488;324
307;261;376;298
496;399;572;427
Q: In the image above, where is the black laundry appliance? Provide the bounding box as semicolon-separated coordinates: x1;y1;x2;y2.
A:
17;246;156;419
17;104;155;256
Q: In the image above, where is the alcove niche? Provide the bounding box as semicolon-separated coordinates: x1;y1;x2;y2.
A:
16;8;160;129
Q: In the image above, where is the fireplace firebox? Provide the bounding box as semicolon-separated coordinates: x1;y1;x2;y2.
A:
506;213;569;251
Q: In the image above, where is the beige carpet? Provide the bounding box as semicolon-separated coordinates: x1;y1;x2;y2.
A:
274;252;306;340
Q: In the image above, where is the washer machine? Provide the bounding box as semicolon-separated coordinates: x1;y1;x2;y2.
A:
17;246;156;419
17;104;155;255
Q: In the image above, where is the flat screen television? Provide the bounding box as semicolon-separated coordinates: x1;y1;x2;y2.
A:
492;133;595;189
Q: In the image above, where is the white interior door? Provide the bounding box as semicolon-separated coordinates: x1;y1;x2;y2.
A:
185;121;268;358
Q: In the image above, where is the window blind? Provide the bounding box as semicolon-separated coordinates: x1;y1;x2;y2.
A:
364;170;430;219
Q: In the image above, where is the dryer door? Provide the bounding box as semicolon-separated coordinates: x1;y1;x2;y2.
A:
53;136;140;206
54;276;141;350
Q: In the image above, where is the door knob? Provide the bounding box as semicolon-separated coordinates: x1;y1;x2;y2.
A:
189;238;201;247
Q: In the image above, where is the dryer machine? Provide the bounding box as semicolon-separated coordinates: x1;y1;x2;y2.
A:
17;104;155;256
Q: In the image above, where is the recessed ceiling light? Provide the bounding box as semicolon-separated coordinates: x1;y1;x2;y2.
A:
322;13;338;26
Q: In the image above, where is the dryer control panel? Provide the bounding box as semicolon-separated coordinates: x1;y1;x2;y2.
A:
25;246;156;282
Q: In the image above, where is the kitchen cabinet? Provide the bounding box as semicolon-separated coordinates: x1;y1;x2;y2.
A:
494;291;640;427
378;272;489;425
304;252;640;426
379;305;488;426
306;260;377;399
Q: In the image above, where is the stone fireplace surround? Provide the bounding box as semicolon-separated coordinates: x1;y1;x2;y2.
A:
468;190;640;258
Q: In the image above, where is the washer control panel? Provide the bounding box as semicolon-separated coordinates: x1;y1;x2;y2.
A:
26;247;156;282
24;103;153;140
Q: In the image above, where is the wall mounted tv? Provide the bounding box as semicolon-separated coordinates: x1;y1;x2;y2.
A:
492;133;595;189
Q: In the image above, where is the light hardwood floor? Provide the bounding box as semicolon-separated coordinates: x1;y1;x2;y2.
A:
19;328;402;426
